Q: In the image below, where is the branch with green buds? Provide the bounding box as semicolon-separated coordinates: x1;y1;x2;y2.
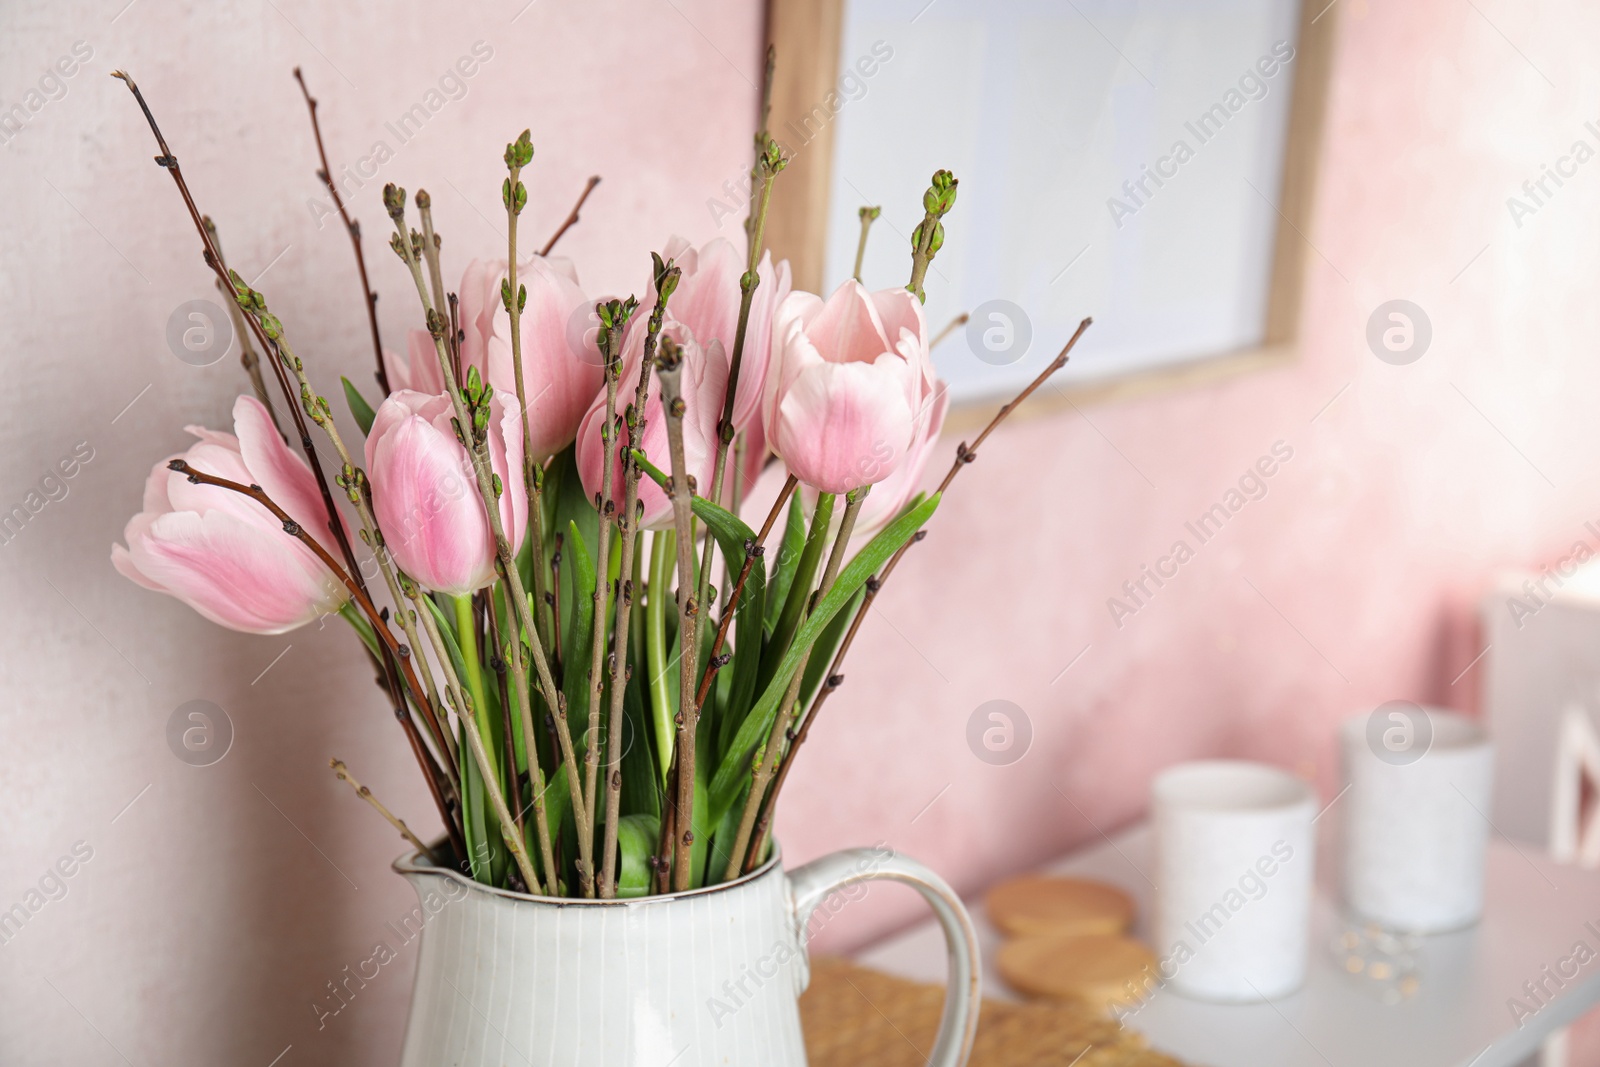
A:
907;170;958;303
499;130;557;659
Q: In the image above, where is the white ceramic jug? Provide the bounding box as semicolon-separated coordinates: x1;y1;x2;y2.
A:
394;844;981;1066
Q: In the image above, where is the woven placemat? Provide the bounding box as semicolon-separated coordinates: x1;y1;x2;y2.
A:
800;957;1188;1067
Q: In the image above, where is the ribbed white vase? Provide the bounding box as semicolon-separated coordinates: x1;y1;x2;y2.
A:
393;845;981;1066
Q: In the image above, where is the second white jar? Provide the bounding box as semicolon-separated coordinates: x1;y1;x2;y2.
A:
1340;705;1494;932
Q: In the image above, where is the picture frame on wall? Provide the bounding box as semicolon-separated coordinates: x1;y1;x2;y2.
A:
761;0;1339;419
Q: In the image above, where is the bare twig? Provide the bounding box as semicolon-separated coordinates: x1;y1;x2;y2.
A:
540;175;601;257
292;67;388;395
330;758;437;863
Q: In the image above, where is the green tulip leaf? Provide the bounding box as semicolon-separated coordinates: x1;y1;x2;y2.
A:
707;492;940;827
341;376;377;437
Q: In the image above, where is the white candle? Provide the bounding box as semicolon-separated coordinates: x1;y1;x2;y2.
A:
1152;760;1316;1002
1340;705;1494;932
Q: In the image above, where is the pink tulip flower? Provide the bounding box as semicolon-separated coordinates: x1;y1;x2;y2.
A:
457;254;599;463
112;395;351;634
365;389;528;595
764;280;934;496
574;321;727;529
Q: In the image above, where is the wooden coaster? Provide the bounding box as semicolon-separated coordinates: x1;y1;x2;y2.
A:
997;933;1157;1007
985;875;1134;937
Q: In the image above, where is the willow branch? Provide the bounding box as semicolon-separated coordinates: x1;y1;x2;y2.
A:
500;581;560;894
582;321;622;850
416;190;447;319
501;134;554;655
226;271;458;776
692;473;796;713
731;488;863;877
693;142;783;657
743;44;777;251
597;299;670;896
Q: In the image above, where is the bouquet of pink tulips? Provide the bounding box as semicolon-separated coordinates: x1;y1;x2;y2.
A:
110;69;1088;899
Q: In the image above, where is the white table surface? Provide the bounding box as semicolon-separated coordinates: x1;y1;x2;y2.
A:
855;823;1600;1067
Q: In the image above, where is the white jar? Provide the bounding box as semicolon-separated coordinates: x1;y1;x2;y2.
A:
1340;705;1494;932
1152;760;1316;1002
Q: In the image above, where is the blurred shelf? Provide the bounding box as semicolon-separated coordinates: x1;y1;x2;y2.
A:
856;822;1600;1067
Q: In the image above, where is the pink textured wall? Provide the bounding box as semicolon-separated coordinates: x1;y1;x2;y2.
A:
3;0;1598;1064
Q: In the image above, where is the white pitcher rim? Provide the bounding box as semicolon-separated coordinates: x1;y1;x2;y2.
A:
392;840;785;905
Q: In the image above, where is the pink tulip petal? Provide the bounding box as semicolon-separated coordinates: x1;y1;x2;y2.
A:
855;382;949;535
774;357;915;495
111;540;165;593
233;394;348;557
163;441;268;528
802;280;893;366
129;509;345;634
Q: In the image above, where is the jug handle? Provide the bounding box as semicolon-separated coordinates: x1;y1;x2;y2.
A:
789;848;981;1067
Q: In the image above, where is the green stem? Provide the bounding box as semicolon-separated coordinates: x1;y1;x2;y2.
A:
452;594;497;784
647;529;675;789
852;206;880;282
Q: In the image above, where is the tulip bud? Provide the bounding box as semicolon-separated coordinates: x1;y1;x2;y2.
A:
763;280;938;496
364;389;528;596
